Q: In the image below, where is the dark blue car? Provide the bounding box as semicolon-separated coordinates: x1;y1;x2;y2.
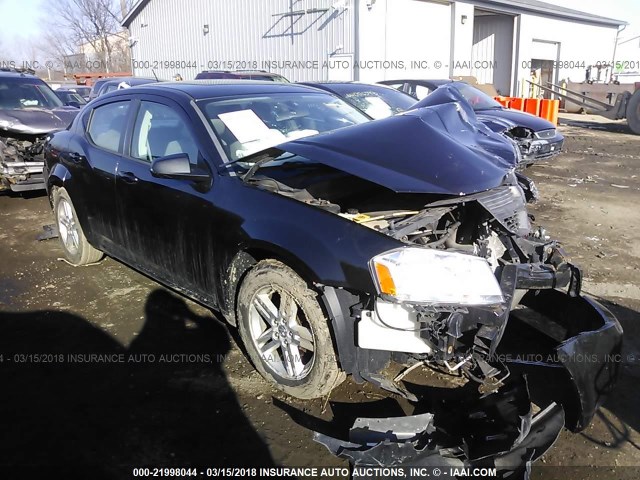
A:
380;79;564;165
43;80;619;474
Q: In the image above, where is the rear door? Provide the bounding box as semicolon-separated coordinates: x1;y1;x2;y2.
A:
64;99;132;250
114;95;219;302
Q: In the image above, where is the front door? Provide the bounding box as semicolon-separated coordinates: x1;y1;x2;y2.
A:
114;97;218;303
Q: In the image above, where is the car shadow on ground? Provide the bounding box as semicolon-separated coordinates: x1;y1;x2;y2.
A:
0;289;273;478
0;190;48;200
581;299;640;451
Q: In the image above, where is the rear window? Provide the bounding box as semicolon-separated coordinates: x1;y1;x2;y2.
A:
87;101;130;153
455;83;502;110
341;88;415;119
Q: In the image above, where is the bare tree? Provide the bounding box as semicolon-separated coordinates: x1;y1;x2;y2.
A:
46;0;135;73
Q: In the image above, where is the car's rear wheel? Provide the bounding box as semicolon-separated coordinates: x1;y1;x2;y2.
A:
237;259;344;399
53;187;103;265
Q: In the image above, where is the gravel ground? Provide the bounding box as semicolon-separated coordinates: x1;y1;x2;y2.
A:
0;115;638;479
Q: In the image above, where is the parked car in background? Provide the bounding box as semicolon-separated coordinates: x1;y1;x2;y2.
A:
379;78;450;100
88;78;112;101
68;86;91;101
381;79;564;165
95;77;160;97
44;80;620;474
195;70;289;82
54;89;88;108
0;68;79;192
50;84;92;101
298;81;415;119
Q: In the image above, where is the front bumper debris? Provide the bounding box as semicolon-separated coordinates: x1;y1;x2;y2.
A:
315;376;564;479
499;289;623;430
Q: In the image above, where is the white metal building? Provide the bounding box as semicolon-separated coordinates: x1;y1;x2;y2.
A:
122;0;625;96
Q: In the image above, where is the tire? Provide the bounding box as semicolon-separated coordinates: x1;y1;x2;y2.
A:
53;187;104;265
627;90;640;135
237;259;344;399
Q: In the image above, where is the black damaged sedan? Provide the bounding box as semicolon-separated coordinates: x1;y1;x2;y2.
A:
44;81;621;475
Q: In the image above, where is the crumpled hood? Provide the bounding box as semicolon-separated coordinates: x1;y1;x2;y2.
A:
0;107;78;135
278;102;517;196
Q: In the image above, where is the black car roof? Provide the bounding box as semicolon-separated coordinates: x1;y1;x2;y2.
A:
380;79;452;88
0;70;45;81
300;81;413;95
122;80;328;100
198;70;283;76
100;77;158;86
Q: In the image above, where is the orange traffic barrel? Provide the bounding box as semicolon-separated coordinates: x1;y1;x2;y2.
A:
510;97;525;111
524;98;541;116
540;99;560;125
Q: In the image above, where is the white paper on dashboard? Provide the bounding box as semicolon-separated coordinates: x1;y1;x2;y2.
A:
235;129;287;158
364;96;393;119
218;110;272;143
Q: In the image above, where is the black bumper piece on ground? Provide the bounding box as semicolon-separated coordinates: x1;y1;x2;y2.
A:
502;289;623;431
314;376;565;480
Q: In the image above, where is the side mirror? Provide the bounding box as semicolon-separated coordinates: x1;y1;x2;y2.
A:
150;153;211;182
67;101;82;109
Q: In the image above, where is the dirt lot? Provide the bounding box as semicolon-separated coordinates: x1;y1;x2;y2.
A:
1;115;639;479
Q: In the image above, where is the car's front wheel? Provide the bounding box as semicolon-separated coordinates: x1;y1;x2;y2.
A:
237;259;344;399
53;187;104;265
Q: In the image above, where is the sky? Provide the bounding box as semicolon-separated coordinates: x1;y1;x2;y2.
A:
0;0;45;53
0;0;638;59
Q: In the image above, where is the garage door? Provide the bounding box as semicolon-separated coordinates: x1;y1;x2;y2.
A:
385;0;452;79
472;13;514;96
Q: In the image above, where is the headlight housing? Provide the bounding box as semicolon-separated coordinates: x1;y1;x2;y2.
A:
369;247;504;306
0;119;15;130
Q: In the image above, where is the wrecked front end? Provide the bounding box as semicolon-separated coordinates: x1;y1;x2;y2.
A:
481;118;564;167
239;105;621;476
0;132;48;192
0;108;77;192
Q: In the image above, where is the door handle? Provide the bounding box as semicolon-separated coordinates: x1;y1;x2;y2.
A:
68;151;86;163
118;171;139;184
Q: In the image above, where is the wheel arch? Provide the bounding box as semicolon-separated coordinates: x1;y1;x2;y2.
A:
46;163;70;206
221;245;366;378
221;244;324;327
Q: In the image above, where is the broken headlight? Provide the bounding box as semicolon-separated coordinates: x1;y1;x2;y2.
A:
369;247;504;306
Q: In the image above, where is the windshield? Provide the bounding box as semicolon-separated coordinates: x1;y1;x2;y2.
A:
198;92;369;161
0;78;64;110
341;88;415;119
454;83;503;110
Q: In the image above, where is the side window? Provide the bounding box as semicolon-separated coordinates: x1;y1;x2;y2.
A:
415;85;431;100
87;101;130;153
384;82;403;91
131;101;199;164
